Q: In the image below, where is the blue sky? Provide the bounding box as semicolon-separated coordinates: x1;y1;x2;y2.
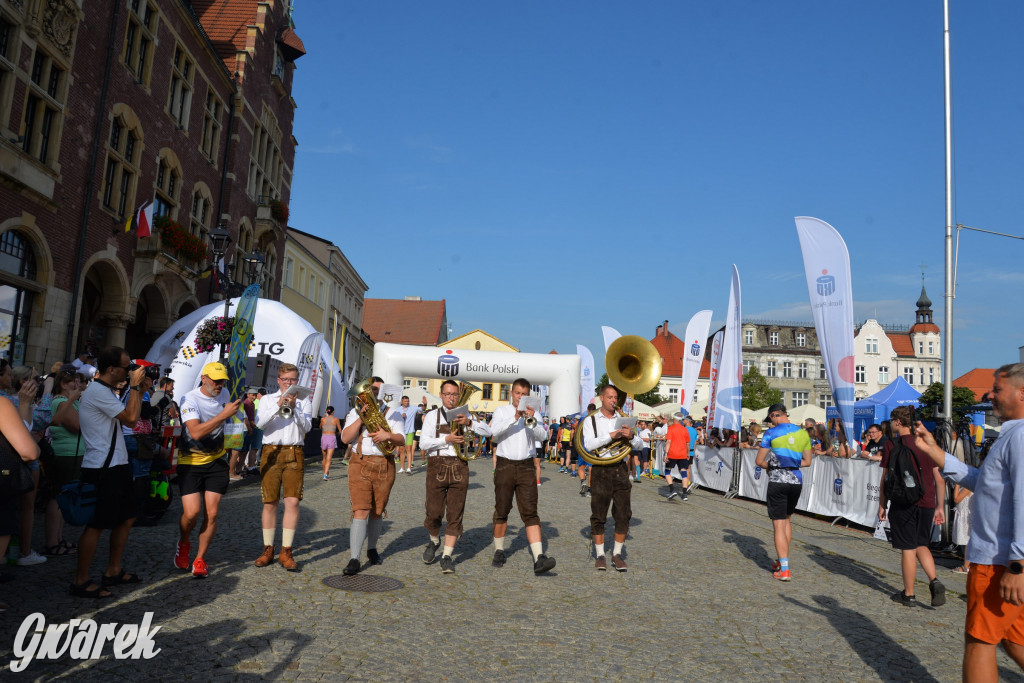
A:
289;1;1024;378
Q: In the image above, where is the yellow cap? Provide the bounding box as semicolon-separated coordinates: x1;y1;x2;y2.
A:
201;362;229;381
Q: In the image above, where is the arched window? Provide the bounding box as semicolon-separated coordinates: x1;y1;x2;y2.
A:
0;231;37;364
154;149;181;218
102;108;143;219
190;185;212;247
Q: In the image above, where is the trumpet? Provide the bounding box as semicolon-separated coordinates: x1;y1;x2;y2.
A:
278;404;293;420
524;415;537;428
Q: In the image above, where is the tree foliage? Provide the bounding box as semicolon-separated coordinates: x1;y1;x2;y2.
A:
593;372;667;409
916;381;980;420
742;367;783;410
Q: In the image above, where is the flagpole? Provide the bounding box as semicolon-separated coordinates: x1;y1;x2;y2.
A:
327;310;337;404
942;0;954;423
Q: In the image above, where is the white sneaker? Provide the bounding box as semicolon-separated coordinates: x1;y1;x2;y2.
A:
398;468;405;473
17;550;46;566
628;475;634;482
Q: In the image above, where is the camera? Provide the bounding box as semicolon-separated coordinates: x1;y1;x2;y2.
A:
128;363;162;381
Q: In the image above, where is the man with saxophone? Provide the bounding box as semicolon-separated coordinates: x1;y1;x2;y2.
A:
252;363;312;571
419;379;489;574
487;378;556;574
583;384;642;571
340;376;406;576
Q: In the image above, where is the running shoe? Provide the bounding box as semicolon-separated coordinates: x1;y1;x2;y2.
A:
772;568;790;582
770;559;781;572
440;556;455;574
191;557;209;578
930;579;946;607
174;541;191;570
890;590;915;605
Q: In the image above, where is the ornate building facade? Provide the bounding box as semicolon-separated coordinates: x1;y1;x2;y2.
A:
0;0;303;368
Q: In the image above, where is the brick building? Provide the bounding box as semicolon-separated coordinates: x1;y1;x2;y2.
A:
0;0;303;368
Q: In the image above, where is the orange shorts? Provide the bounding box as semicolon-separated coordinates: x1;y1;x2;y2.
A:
965;564;1024;645
348;452;396;516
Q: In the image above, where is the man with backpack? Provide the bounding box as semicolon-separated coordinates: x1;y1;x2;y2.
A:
877;404;946;607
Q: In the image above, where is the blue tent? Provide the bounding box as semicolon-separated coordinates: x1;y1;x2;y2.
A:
827;377;922;439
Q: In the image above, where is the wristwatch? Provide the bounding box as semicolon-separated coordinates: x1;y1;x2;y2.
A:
131;385;141;391
1010;561;1024;575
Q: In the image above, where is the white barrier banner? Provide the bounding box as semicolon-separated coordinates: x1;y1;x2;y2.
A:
691;445;734;493
803;457;883;527
735;451;883;528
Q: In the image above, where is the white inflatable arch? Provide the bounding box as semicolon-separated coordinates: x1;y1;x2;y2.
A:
373;342;580;417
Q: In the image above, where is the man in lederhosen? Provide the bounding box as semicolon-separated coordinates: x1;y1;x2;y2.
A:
419;379;490;574
582;384;641;572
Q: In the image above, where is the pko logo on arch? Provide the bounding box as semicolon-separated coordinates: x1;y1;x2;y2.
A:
437;350;460;377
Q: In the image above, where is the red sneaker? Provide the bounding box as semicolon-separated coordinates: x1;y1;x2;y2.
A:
174;541;191;570
770;559;781;572
191;557;209;578
773;568;791;582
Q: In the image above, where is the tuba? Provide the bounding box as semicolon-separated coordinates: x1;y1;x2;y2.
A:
575;335;662;466
448;381;481;462
350;379;397;457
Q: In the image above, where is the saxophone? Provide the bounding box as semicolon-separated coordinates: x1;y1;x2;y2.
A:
351;379;396;457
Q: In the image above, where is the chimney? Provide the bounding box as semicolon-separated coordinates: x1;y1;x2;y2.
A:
655;325;662;337
663;320;669;337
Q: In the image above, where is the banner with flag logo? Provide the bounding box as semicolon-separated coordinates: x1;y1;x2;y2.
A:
713;265;743;432
224;284;259;449
705;330;724;428
795;216;856;444
576;344;595;414
296;332;324;391
680;309;713;416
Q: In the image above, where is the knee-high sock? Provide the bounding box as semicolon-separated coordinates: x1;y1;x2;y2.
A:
367;517;383;550
349;519;367;560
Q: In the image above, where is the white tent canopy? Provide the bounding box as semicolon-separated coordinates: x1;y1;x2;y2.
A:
145;298;344;416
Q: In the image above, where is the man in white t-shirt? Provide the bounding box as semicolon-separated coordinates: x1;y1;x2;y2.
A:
72;346;152;599
172;361;242;578
395;396;421;474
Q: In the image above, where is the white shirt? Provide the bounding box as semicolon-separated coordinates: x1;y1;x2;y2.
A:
79;381;129;468
582;411;643;453
394;404;421;435
487;404;546;461
255;390;312;445
419;408;489;457
345;404;405;456
639;428;652;447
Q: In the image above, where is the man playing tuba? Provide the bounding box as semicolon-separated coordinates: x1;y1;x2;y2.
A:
582;384;642;572
419;379;490;574
340;376;406;576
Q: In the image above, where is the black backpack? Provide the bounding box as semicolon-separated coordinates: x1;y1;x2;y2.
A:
884;438;924;508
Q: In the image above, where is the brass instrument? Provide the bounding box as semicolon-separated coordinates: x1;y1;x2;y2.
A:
350;378;396;457
449;381;481;462
524;416;537;429
278;404;293;420
575;335;662;466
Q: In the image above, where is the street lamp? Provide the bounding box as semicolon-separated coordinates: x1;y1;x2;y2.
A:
241;250;265;286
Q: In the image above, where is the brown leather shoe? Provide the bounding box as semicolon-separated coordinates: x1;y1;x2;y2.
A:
611;554;627;572
254;545;275;567
595;556;607;571
278;546;298;571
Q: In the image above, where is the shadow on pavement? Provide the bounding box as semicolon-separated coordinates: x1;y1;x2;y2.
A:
721;528;772;570
780;594;940;683
805;545;894;598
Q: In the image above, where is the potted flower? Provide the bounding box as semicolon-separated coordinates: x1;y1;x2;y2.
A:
156;215;207;263
269;199;289;224
194;316;257;354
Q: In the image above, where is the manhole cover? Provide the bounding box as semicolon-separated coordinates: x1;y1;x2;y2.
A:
322;574;404;592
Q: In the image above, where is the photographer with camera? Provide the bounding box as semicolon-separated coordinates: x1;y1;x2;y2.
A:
72;347;153;598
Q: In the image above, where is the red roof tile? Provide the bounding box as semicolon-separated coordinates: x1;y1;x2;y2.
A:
886;332;915;357
278;27;306;60
362;299;447;345
650;330;709;378
191;0;257;69
909;322;941;334
954;368;997;402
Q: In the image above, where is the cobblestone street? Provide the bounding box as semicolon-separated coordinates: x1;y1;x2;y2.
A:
1;454;1019;681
